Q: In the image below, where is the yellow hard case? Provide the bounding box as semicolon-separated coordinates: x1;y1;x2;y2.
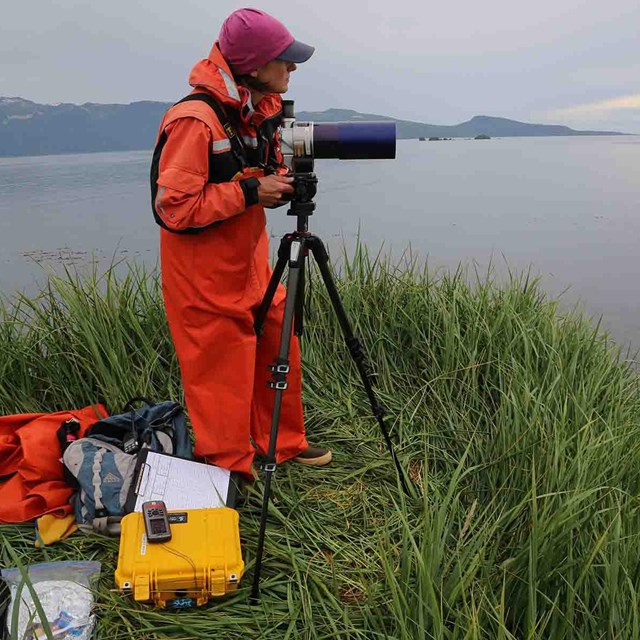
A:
115;507;244;608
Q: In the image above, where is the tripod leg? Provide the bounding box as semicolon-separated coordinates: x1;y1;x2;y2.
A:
254;234;292;338
307;236;411;496
250;236;306;605
294;254;305;336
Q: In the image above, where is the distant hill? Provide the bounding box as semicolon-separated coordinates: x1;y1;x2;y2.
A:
296;108;626;140
0;97;627;158
0;97;168;157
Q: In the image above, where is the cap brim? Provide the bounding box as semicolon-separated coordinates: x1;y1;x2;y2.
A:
277;40;315;64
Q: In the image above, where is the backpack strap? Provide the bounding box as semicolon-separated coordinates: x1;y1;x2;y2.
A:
91;448;110;534
176;93;249;171
150;92;253;235
122;396;155;413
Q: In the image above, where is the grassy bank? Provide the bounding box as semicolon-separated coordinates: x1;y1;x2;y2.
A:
1;248;639;638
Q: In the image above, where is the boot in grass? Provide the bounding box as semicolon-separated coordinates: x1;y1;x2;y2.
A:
293;446;332;466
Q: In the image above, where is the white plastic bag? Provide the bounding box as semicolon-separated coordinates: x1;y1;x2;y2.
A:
1;560;101;640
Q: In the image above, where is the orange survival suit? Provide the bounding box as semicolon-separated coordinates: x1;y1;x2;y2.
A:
0;405;107;523
151;43;308;477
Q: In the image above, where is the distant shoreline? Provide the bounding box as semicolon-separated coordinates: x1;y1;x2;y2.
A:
0;97;631;158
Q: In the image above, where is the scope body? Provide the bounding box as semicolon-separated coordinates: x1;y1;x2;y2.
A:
279;100;396;169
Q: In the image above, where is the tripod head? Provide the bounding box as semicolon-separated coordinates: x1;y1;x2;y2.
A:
287;161;318;220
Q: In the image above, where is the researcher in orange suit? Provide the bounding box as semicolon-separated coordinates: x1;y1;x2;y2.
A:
150;9;332;478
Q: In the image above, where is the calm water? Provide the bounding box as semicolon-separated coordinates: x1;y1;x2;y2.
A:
1;136;639;351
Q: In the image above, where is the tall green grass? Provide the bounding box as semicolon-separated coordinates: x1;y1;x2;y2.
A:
1;246;639;638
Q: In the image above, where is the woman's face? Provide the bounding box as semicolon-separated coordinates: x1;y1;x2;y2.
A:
252;59;297;94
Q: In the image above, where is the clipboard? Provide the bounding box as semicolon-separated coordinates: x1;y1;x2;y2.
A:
124;449;240;513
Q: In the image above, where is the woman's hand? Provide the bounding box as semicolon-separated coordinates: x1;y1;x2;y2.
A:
257;175;294;207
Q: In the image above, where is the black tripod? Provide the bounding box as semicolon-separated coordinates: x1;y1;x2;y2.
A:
249;177;409;605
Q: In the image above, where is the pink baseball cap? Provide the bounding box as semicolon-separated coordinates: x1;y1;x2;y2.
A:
219;8;315;75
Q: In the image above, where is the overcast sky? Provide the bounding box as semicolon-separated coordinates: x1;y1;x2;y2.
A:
3;0;639;132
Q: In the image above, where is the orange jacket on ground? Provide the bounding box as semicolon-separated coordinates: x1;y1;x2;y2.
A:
154;43;308;476
0;405;107;523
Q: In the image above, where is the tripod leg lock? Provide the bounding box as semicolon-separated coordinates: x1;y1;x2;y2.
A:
267;359;290;390
261;461;277;473
373;403;387;421
346;336;367;363
268;363;290;374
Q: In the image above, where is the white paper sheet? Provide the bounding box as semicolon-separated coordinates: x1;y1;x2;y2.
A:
132;451;231;511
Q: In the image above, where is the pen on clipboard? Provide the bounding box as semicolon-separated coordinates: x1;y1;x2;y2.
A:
134;461;151;497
